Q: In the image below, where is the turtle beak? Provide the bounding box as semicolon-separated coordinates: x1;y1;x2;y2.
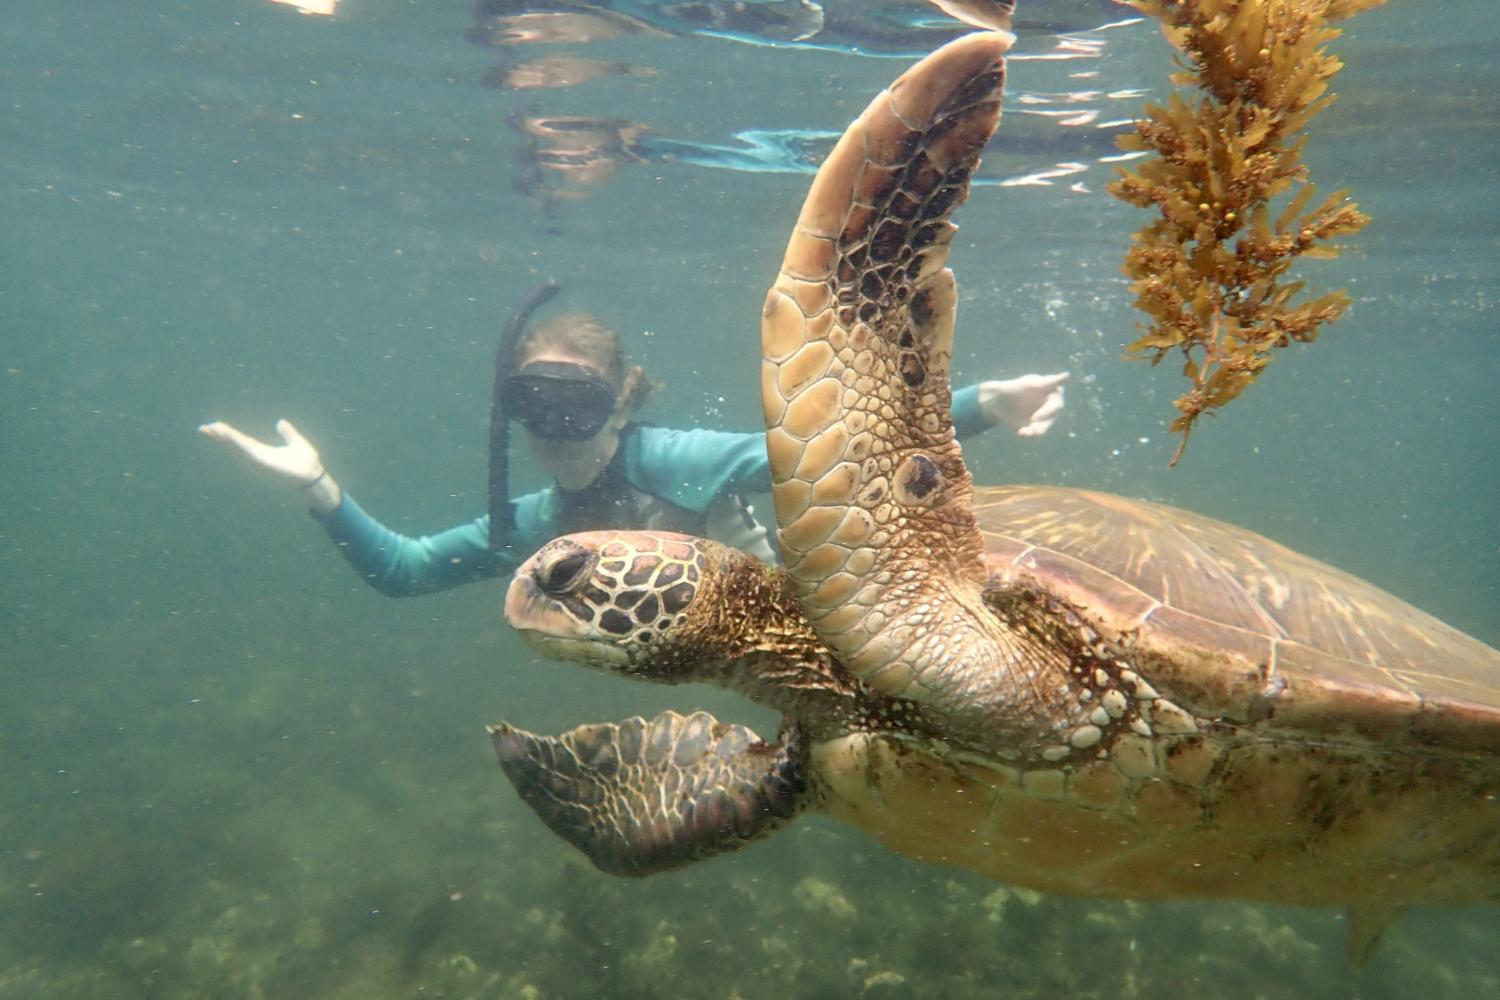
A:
504;573;577;638
504;572;631;669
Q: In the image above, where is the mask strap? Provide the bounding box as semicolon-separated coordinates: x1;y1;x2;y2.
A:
489;281;561;554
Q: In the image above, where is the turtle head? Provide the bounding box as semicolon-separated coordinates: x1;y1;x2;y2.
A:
505;530;775;681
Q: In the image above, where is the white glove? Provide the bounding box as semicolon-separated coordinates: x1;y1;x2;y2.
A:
199;418;343;514
977;371;1070;438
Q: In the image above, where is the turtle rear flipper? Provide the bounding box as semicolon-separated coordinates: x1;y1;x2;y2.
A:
490;710;808;876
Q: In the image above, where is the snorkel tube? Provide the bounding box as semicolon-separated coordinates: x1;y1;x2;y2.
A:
489;281;561;554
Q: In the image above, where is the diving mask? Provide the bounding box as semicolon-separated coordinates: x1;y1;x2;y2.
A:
504;361;619;442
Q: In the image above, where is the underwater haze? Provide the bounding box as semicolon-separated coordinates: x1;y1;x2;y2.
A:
2;1;1497;997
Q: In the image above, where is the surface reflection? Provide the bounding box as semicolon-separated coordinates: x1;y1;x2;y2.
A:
469;1;1143;214
486;55;658;90
514;114;650;199
467;8;657;47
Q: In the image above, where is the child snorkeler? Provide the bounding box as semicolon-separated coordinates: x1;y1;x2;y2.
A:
201;298;1067;595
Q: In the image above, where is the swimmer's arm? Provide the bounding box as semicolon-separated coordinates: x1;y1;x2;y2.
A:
199;419;344;512
952;383;990;437
624;426;771;514
200;418;531;596
317;498;501;597
627;376;1068;513
315;488;561;596
971;372;1069;438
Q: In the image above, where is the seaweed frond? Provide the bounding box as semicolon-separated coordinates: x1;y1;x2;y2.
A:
1108;0;1387;465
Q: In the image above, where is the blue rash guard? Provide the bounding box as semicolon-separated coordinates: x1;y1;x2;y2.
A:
320;384;994;597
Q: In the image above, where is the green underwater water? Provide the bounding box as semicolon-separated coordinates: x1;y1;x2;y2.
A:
2;1;1498;997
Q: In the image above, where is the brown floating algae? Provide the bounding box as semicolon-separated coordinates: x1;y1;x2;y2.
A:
1108;0;1389;464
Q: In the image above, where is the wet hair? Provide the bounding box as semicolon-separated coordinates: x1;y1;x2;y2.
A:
515;313;654;414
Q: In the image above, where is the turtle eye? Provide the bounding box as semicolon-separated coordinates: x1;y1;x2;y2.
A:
538;546;595;597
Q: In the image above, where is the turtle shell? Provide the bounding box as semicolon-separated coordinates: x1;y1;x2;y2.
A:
811;483;1500;910
974;484;1500;755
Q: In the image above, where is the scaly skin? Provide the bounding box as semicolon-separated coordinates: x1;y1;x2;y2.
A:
506;530;934;742
757;30;1088;755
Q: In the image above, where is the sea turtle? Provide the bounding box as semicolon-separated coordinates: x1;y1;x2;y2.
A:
490;32;1500;957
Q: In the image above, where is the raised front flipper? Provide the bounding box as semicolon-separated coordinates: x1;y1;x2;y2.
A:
490;710;808;876
760;32;1025;738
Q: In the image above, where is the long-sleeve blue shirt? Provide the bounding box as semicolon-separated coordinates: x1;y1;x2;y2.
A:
321;384;993;596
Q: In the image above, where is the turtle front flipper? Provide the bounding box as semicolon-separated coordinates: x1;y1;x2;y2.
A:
490;710;808;876
759;33;1027;737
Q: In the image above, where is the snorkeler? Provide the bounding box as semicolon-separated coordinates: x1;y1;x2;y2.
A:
200;294;1068;597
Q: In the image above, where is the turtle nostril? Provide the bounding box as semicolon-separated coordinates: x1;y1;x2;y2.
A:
537;545;595;597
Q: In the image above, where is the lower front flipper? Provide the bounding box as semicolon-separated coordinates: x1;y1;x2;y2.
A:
490;710;808;876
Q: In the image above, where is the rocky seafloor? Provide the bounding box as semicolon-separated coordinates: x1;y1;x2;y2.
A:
5;626;1496;1000
5;770;1496;1000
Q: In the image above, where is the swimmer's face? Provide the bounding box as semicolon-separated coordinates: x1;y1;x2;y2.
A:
509;348;623;441
508;346;627;488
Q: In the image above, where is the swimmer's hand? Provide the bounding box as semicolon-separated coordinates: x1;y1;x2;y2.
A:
978;372;1070;438
198;418;343;514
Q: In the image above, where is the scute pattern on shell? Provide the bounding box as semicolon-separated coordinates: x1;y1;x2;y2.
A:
975;485;1500;752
